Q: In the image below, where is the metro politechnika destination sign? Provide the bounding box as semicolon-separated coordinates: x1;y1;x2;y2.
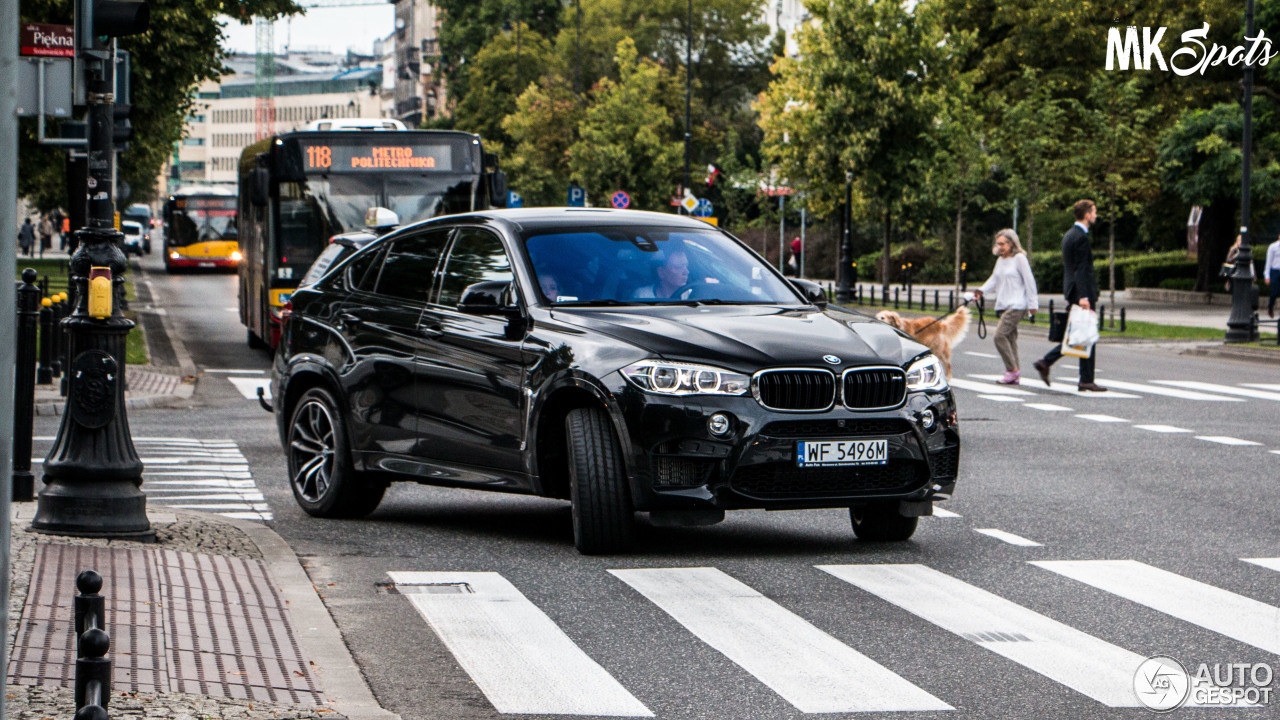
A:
20;23;74;57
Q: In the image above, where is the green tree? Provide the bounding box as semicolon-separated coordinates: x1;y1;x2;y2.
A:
758;0;965;291
569;39;682;210
1072;72;1163;306
922;79;992;292
453;22;557;149
503;72;581;207
1158;100;1280;291
434;0;562;113
18;0;302;211
994;68;1073;255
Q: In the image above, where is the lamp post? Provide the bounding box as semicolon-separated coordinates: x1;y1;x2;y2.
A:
837;171;853;302
683;0;693;208
1227;0;1260;343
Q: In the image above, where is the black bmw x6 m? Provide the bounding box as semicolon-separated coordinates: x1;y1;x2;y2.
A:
272;208;960;553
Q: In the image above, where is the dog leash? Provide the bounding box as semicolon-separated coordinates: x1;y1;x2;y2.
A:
910;296;987;339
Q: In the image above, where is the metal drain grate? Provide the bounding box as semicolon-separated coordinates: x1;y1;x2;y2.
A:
8;545;323;704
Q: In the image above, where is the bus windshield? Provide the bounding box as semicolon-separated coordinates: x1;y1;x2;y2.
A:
170;197;237;247
275;173;476;272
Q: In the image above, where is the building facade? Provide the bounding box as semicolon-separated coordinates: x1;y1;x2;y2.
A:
392;0;447;126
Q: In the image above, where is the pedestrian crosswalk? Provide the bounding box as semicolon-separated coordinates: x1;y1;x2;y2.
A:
389;558;1280;714
32;436;271;521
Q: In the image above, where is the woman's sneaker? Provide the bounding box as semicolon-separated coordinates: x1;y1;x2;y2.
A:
997;370;1020;385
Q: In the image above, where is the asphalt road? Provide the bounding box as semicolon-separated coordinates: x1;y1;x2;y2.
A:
37;255;1280;719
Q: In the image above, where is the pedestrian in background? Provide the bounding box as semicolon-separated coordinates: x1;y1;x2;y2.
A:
18;217;35;256
973;229;1038;384
788;236;801;276
1033;199;1107;392
60;215;70;250
38;215;53;258
1265;233;1280;318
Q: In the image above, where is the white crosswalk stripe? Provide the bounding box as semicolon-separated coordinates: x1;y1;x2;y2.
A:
389;572;652;717
32;436;270;521
1134;424;1192;433
817;563;1149;707
968;374;1142;398
975;528;1043;546
1063;378;1243;401
229;376;272;400
1243;383;1280;392
1152;380;1280;401
1196;436;1262;446
1025;403;1073;411
950;378;1033;395
611;567;950;713
1032;560;1280;657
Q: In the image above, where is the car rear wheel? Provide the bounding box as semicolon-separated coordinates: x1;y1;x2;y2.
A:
850;503;918;542
565;406;635;554
287;387;386;518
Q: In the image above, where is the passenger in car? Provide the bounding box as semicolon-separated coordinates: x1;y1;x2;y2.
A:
633;249;689;299
539;273;561;302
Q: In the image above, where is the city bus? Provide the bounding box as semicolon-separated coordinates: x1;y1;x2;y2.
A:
161;187;240;272
237;128;506;349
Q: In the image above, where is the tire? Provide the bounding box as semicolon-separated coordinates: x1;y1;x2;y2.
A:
850;502;918;542
565;406;635;554
247;328;267;350
287;387;386;518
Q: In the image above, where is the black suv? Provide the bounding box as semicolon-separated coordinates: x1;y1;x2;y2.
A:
272;208;959;553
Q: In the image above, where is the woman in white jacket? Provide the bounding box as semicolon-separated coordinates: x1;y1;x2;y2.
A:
973;229;1039;384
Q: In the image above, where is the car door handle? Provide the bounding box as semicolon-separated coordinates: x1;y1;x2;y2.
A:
339;312;363;325
416;325;442;339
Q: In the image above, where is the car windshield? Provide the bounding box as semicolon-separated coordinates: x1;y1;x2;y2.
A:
523;226;802;305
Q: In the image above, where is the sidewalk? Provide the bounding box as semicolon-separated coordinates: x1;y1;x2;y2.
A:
6;505;399;720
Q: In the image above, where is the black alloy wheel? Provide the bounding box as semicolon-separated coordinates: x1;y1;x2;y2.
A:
287;387;386;518
850;502;918;542
565;406;635;554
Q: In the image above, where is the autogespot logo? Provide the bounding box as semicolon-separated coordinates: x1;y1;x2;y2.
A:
1134;656;1191;712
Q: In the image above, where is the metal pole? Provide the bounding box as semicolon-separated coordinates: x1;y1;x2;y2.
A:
1228;0;1260;343
837;171;853;302
0;0;20;713
14;270;40;502
683;0;692;202
574;0;581;99
778;194;785;272
799;206;805;278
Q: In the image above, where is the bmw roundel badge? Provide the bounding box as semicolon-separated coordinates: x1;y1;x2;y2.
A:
823;355;841;365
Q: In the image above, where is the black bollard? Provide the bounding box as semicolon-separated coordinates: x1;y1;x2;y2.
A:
74;571;112;715
37;298;53;384
1097;303;1105;330
882;286;889;305
948;290;954;311
906;287;912;309
933;290;939;311
14;269;41;502
50;296;64;378
1120;307;1126;332
894;288;899;309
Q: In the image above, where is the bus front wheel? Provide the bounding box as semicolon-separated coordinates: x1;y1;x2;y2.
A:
247;328;267;350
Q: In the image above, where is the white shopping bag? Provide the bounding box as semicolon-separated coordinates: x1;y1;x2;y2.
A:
1061;305;1099;359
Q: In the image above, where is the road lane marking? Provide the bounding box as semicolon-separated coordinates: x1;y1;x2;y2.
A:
1032;560;1280;657
1074;414;1128;423
1195;436;1262;446
1273;450;1280;456
933;507;961;518
1243;383;1280;392
229;377;272;400
1025;403;1073;412
817;564;1146;707
974;529;1043;547
970;374;1140;398
610;567;951;713
1133;425;1192;433
1152;380;1280;401
388;572;652;717
978;395;1023;402
1061;378;1242;401
951;378;1033;395
964;351;1000;359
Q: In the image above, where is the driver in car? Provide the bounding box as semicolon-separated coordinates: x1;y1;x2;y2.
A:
633;249;690;299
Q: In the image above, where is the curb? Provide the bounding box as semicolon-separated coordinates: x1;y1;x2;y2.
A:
212;512;402;720
1180;344;1280;364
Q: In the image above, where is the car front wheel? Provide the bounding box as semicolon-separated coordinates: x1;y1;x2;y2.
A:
287;387;385;518
850;503;918;542
565;406;635;554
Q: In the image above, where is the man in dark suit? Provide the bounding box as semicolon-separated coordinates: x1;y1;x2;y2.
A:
1033;199;1107;392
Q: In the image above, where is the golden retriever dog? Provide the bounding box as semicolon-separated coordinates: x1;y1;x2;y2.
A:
875;305;970;378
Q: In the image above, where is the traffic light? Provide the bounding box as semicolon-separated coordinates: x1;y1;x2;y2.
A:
76;0;150;57
113;104;132;151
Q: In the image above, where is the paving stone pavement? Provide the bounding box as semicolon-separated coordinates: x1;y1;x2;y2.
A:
5;509;359;720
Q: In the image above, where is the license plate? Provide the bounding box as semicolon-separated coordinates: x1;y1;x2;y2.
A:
797;439;888;467
198;262;215;268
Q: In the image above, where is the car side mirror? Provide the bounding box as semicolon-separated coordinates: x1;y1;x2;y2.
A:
789;278;828;309
250;166;270;207
458;280;520;317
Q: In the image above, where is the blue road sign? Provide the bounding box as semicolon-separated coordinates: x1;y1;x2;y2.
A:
610;191;631;209
694;198;713;217
567;185;586;207
507;191;523;208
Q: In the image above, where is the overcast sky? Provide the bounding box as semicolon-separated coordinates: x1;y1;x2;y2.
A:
220;5;396;56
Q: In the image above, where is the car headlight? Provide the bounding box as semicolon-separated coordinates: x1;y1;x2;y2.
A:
621;360;750;396
905;354;947;392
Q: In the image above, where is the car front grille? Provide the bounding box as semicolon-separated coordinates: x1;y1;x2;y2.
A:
759;419;915;438
754;370;836;412
930;446;960;480
842;368;907;410
652;456;718;487
730;462;924;499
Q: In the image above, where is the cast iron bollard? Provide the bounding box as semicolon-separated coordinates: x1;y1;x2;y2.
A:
882;286;888;305
51;295;64;378
933;290;939;311
74;570;112;719
1120;307;1126;332
14;269;41;501
1097;304;1106;331
948;290;954;311
38;298;54;384
906;286;912;309
893;287;899;309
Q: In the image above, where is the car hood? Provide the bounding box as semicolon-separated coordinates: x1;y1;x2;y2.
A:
552;305;929;370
